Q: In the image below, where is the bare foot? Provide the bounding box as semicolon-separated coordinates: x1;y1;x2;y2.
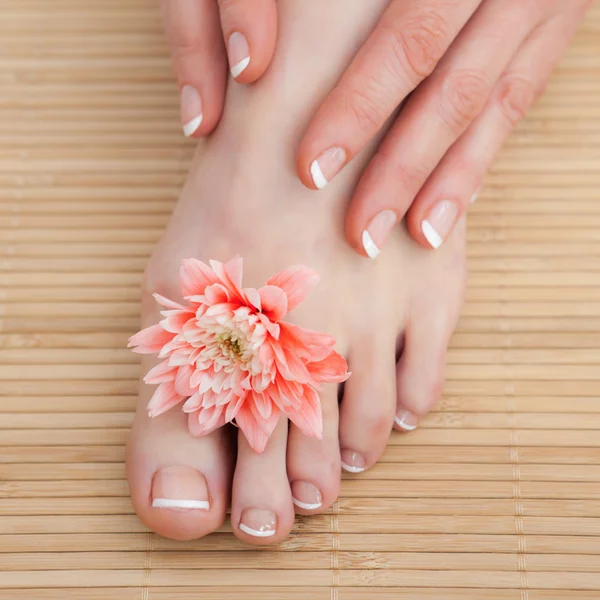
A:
126;0;467;544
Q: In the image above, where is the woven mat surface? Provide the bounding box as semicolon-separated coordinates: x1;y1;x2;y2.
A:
1;1;600;598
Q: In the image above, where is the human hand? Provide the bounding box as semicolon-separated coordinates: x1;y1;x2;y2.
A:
296;0;592;256
160;0;277;137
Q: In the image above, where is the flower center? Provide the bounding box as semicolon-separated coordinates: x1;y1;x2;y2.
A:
216;331;245;362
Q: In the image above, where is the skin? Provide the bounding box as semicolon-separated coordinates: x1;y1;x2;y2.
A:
161;0;591;254
128;0;466;544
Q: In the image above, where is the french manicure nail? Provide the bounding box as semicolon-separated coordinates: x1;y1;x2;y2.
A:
239;508;277;537
470;190;479;205
151;465;210;510
180;85;203;137
310;146;347;189
362;209;397;259
395;409;419;431
291;481;323;511
228;32;250;78
340;449;366;473
421;200;460;249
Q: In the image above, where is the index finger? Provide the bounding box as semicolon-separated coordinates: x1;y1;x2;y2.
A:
297;0;483;190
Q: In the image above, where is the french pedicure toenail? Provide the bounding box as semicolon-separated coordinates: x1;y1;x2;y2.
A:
151;465;210;510
227;32;250;78
180;85;203;137
395;409;419;431
421;200;460;249
239;508;277;537
291;481;323;511
362;209;397;259
340;449;366;474
310;146;347;189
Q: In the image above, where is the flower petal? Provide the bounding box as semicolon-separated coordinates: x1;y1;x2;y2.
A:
147;381;185;418
152;293;187;310
160;309;193;334
267;265;319;313
251;389;272;420
307;351;350;383
279;321;335;362
225;392;247;423
281;384;323;439
235;403;270;454
242;287;261;311
187;405;226;437
258;285;288;322
209;258;244;300
144;360;177;385
179;258;220;297
128;324;176;354
174;364;195;396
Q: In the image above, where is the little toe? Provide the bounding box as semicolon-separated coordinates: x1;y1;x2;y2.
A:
127;358;234;541
231;418;294;545
338;337;397;473
395;297;460;432
287;386;341;514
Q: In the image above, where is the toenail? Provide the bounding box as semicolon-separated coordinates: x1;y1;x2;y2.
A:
340;449;366;474
151;465;210;510
421;200;460;249
291;481;323;511
227;32;250;78
395;409;419;431
239;508;277;537
180;85;203;137
362;209;397;259
310;146;347;189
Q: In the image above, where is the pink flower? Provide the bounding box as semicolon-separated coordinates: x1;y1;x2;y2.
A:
128;257;350;453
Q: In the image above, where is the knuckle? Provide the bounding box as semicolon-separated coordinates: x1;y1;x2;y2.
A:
440;69;490;134
384;11;449;82
342;85;387;134
495;74;537;127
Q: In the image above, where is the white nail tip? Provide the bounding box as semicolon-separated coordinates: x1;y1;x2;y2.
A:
152;498;209;510
239;523;276;538
341;462;365;474
310;159;328;190
230;56;250;78
361;229;380;260
394;416;417;431
470;191;479;205
182;115;203;137
421;220;443;249
292;497;322;511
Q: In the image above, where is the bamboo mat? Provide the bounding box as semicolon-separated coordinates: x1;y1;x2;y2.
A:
1;1;600;598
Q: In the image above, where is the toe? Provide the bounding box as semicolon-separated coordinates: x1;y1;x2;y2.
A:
287;385;341;514
231;418;294;545
395;293;460;432
338;337;397;472
127;358;233;541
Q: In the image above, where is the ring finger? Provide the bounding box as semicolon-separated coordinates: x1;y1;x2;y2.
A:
346;0;543;259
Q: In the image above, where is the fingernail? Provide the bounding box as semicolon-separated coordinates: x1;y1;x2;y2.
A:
421;200;460;249
151;465;210;510
362;209;397;259
227;32;250;78
310;146;347;189
470;189;479;205
395;409;419;431
291;481;323;511
340;449;366;474
239;508;277;537
180;85;203;137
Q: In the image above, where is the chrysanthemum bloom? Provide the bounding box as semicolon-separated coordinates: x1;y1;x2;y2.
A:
128;257;350;453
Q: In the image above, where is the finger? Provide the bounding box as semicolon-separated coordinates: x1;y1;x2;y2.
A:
406;8;588;248
217;0;277;83
161;0;227;137
296;0;483;190
346;0;544;258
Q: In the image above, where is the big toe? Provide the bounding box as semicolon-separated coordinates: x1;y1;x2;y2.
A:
127;357;234;541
